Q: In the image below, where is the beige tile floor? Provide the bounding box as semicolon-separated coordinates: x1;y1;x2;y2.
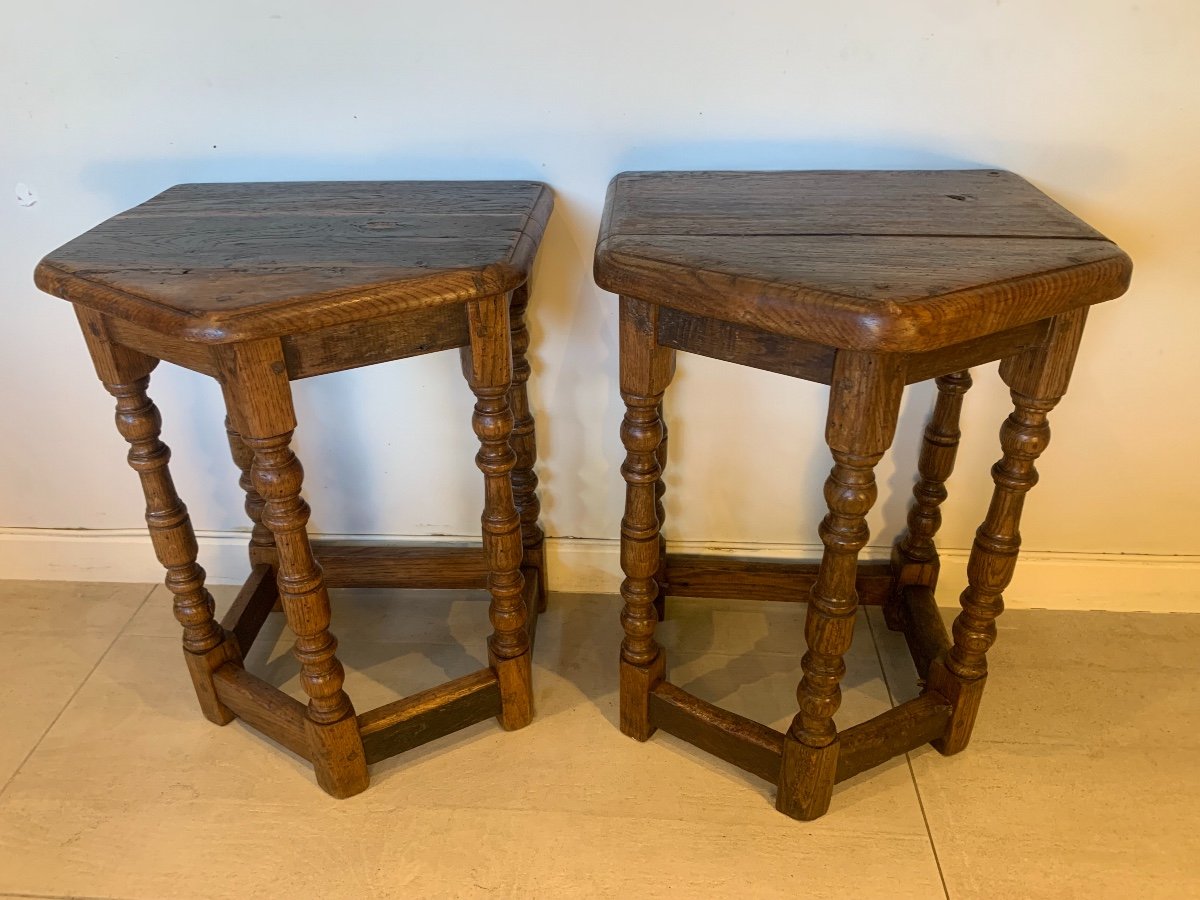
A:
1;579;1198;899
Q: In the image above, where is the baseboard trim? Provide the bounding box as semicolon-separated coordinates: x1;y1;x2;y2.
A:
1;528;1196;613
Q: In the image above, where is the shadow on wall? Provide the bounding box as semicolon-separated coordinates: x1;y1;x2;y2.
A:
79;152;552;210
612;139;983;174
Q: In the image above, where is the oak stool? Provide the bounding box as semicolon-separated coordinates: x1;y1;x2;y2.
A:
36;180;553;798
594;170;1131;820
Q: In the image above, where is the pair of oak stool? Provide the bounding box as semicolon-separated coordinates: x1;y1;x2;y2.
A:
36;171;1131;819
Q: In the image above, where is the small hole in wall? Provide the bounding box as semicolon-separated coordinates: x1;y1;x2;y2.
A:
15;183;37;207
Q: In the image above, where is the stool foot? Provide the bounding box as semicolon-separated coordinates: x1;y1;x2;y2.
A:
490;648;534;731
620;652;665;741
776;733;839;821
183;640;240;726
925;658;987;755
305;714;369;799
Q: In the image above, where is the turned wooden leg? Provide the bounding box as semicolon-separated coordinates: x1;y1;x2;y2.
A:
927;309;1087;755
110;376;239;724
75;309;239;724
218;339;368;798
652;402;670;622
507;284;548;614
222;406;276;566
618;297;677;740
222;403;283;612
886;370;973;630
778;352;905;820
462;294;533;731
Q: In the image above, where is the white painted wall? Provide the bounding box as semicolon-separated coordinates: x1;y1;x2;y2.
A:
3;2;1198;594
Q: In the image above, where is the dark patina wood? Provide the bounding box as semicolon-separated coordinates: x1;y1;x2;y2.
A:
212;665;312;761
596;169;1130;821
219;562;278;655
662;554;894;606
39;180;553;799
648;681;784;783
833;693;953;783
892;585;953;682
307;542;490;590
358;669;503;765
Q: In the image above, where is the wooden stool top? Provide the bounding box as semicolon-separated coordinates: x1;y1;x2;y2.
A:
36;181;553;344
595;170;1131;352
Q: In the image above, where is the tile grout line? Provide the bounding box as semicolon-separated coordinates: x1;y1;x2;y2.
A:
0;584;159;803
902;754;951;900
864;610;951;900
862;610;899;709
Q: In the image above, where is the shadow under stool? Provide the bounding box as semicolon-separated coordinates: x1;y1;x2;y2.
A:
594;169;1131;820
35;180;554;798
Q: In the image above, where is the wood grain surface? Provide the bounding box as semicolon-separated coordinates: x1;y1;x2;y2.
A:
595;170;1131;351
37;181;553;343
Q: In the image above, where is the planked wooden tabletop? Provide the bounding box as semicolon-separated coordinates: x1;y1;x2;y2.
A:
595;170;1130;351
36;180;553;343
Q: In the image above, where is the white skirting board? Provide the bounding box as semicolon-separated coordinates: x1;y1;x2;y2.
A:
0;528;1196;613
